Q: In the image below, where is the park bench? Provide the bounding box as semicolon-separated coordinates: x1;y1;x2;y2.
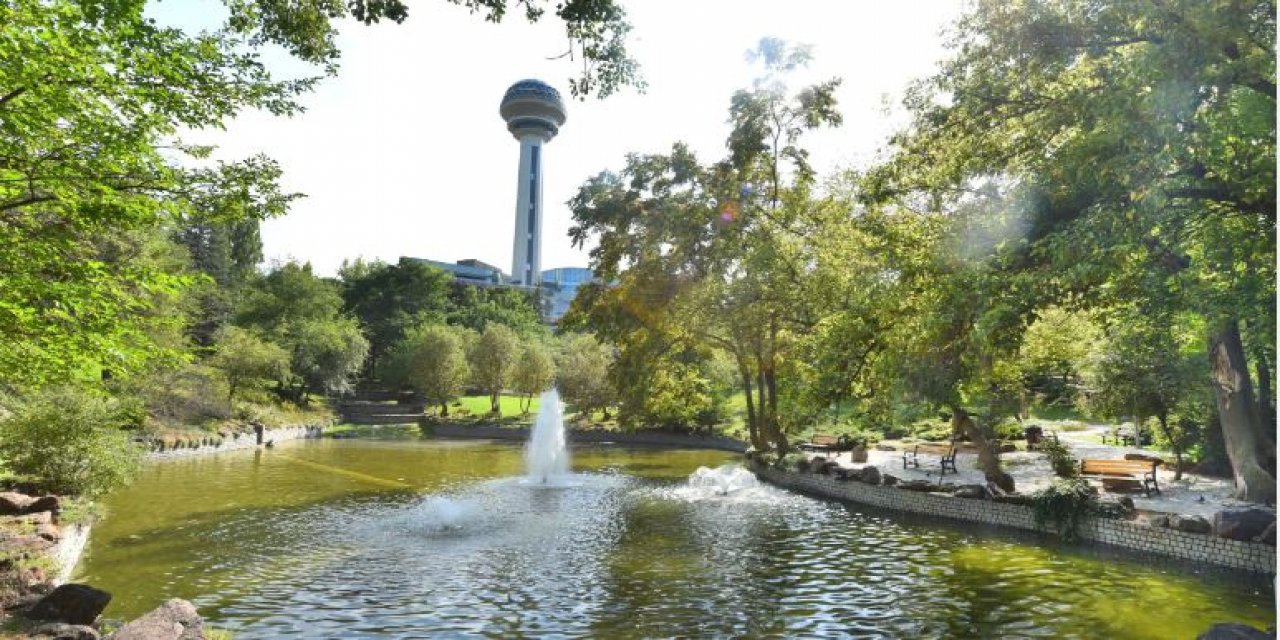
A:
902;442;958;476
798;433;841;454
1079;458;1161;497
1101;426;1144;446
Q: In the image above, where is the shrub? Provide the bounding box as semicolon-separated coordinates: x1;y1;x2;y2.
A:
1041;439;1079;478
0;387;143;497
1031;478;1098;541
777;452;807;472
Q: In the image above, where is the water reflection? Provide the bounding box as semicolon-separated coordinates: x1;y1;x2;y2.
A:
78;439;1275;638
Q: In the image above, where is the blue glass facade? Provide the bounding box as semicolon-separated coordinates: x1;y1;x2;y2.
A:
540;267;594;322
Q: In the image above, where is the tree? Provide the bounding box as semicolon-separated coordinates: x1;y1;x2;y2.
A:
469;324;520;414
339;258;452;374
871;0;1275;502
235;262;369;399
1018;307;1100;406
382;324;471;416
447;284;545;335
0;0;640;393
512;343;556;413
0;1;300;390
289;317;370;397
557;334;615;420
567;38;842;449
0;386;142;497
1084;311;1207;479
209;326;290;402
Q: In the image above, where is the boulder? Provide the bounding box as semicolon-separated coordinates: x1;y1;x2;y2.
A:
36;522;61;542
1097;496;1137;520
1196;622;1272;640
31;496;61;514
25;584;111;626
992;493;1035;507
0;534;54;557
898;480;941;492
1170;514;1213;534
875;444;897;452
881;474;898;487
1149;514;1171;529
997;443;1018;454
29;622;101;640
112;598;204;640
0;492;36;515
1212;507;1277;542
952;484;988;500
859;466;882;486
1253;522;1276;545
849;447;869;463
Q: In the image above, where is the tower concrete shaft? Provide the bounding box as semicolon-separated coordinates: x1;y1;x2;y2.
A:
511;135;545;286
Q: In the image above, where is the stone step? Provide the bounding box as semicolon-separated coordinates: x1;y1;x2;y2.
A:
340;414;424;425
338;403;426;415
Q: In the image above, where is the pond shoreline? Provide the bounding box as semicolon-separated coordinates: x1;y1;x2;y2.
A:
144;424;326;460
426;422;747;452
751;461;1276;575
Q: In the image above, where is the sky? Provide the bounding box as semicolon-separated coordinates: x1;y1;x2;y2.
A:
167;1;968;276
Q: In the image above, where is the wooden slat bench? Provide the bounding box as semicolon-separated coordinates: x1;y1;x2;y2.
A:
1079;459;1161;496
798;433;841;453
902;442;958;475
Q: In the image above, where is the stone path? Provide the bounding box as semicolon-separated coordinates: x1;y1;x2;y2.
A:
814;421;1250;518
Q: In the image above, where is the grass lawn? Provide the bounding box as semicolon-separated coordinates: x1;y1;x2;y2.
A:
453;394;540;420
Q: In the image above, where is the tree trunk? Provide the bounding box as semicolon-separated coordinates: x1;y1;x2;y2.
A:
1254;351;1276;474
441;402;449;417
739;366;764;451
602;407;610;421
952;407;1015;493
1209;320;1276;504
490;391;500;414
1156;412;1181;481
764;366;787;452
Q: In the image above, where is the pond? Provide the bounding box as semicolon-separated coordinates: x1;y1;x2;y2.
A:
77;435;1274;638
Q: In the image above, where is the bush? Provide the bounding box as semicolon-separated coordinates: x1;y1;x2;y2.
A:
908;419;953;442
1041;438;1079;478
777;452;807;472
1031;478;1098;541
0;387;143;497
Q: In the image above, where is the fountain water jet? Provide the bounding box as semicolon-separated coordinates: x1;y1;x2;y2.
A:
525;388;570;483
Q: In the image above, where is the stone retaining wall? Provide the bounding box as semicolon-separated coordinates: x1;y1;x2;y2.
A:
145;425;325;460
429;423;747;452
52;523;91;585
754;464;1276;575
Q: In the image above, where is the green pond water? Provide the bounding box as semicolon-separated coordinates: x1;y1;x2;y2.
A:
77;434;1274;638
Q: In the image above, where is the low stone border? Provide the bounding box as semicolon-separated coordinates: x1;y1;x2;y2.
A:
753;463;1276;575
52;523;90;585
428;423;747;452
144;424;326;460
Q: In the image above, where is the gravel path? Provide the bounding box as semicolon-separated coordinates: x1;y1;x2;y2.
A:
815;421;1250;518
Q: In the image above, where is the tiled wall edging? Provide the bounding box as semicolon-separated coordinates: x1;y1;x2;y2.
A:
753;464;1276;575
431;423;747;452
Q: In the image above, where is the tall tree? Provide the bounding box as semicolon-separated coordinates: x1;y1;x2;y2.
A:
339;258;452;374
235;262;368;399
381;324;471;416
870;0;1275;502
0;0;640;392
512;342;556;413
469;324;520;414
568;38;842;449
556;333;616;420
